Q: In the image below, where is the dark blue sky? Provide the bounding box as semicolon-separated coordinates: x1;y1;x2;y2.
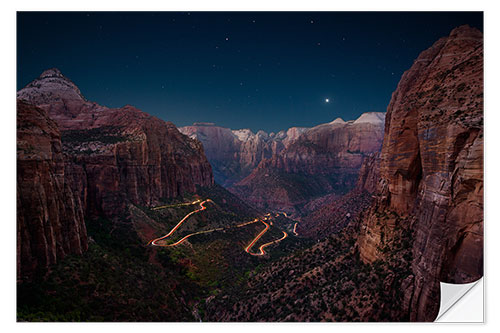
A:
17;12;482;133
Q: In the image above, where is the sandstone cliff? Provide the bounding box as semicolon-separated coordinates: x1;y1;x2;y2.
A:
17;100;88;280
179;123;308;186
18;69;214;218
356;153;381;193
356;25;483;321
231;113;385;215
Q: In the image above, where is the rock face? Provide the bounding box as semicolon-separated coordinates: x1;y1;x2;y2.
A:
17;100;88;280
356;153;381;193
17;69;214;219
231;113;385;215
357;25;483;321
179;123;308;186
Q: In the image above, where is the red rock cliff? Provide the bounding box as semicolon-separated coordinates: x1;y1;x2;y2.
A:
179;124;305;186
17;100;88;280
17;68;214;218
357;25;483;321
231;113;385;215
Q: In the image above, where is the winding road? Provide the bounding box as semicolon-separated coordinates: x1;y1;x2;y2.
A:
251;231;288;256
147;199;292;255
147;199;212;246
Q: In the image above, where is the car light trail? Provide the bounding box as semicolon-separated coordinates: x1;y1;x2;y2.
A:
147;200;290;255
244;220;270;255
257;231;288;255
151;199;202;211
148;199;212;246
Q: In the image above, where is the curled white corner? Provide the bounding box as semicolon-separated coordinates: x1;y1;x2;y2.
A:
435;278;483;322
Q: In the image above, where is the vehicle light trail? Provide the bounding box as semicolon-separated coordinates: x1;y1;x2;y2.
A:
148;199;212;246
293;222;299;236
147;200;289;255
164;227;225;247
257;231;288;255
244;220;270;255
152;199;201;211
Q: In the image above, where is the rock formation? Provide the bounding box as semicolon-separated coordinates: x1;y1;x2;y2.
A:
17;69;215;281
17;100;88;280
231;113;385;215
356;153;381;193
357;25;483;321
179;123;308;186
17;69;214;218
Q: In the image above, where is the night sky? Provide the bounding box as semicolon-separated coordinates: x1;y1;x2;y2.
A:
17;12;482;133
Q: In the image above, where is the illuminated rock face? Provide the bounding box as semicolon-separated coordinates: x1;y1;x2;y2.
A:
357;25;483;321
17;100;87;280
230;114;385;215
179;124;308;186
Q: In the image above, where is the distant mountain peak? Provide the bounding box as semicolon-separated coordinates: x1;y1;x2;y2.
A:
330;117;346;125
353;112;385;124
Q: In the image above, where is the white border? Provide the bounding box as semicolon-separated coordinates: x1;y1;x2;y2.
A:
3;1;499;332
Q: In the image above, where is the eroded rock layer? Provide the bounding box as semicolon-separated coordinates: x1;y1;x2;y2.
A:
231;113;385;215
17;100;88;280
179;123;308;186
357;25;483;321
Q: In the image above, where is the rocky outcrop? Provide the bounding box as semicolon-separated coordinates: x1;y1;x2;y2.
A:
17;100;87;280
231;113;385;215
179;123;308;186
18;69;214;218
357;25;483;321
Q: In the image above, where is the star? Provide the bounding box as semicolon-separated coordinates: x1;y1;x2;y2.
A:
325;98;330;103
225;37;229;41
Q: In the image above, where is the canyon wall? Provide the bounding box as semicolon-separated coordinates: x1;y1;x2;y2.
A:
17;69;215;280
357;25;483;321
179;123;308;186
231;113;385;215
18;69;214;218
17;100;88;280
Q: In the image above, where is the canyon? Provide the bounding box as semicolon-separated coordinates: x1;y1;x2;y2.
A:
204;25;483;322
179;123;308;186
16;24;483;323
230;112;385;216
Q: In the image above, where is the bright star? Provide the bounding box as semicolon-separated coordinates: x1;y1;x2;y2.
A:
325;98;330;103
